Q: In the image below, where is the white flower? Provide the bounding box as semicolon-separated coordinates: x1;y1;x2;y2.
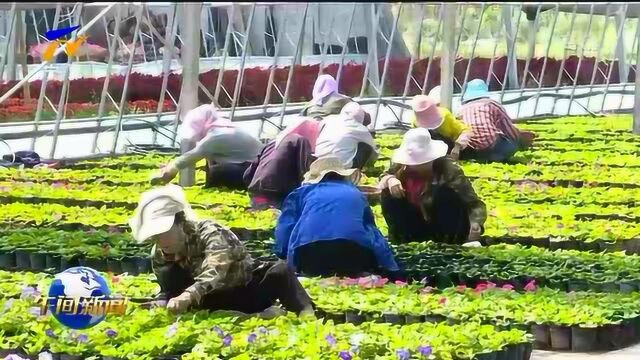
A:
38;352;54;360
350;333;366;346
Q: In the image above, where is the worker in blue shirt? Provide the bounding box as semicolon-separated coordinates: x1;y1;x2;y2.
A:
274;157;400;278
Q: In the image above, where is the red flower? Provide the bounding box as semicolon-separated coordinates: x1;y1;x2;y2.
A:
438;297;448;305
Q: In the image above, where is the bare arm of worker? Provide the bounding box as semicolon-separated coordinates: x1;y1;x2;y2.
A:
184;221;253;305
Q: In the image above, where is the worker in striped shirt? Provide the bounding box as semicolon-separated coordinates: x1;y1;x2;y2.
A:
457;79;535;163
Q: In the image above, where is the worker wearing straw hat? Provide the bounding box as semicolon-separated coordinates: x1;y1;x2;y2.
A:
378;128;487;246
275;157;400;278
151;103;264;189
457;79;535;163
129;184;314;316
409;87;473;160
301;74;353;120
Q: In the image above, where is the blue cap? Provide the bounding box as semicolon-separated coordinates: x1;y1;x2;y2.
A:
462;79;490;103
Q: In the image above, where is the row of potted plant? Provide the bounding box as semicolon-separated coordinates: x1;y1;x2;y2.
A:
4;220;640;292
0;296;531;360
300;278;640;352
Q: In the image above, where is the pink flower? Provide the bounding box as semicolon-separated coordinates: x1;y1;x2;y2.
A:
394;280;408;287
438;297;448;305
421;286;434;294
486;281;496;289
455;285;467;293
374;278;389;288
342;278;359;286
474;284;488;293
502;284;515;291
524;280;538;292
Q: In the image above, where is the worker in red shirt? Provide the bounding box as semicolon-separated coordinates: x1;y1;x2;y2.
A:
457;79;535;162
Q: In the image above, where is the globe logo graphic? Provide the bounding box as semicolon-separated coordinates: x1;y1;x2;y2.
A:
47;267;111;329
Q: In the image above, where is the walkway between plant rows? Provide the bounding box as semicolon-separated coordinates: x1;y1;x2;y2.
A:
532;343;640;359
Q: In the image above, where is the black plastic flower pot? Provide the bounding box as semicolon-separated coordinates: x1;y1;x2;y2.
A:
597;282;619;293
474;352;497;360
531;324;551;349
435;272;454;289
80;257;108;272
59;354;83;360
549;325;571;350
0;251;16;269
425;314;447;324
494;348;512;360
29;252;47;271
345;311;366;325
404;314;425;324
383;312;405;325
315;309;326;319
325;312;345;324
571;326;598;352
521;342;533;360
45;254;61;271
597;324;624;350
567;281;589;292
620;319;636;346
547;280;568;292
364;313;383;323
619;281;637;293
121;257;140;275
136;257;152;273
15;249;32;270
107;259;123;274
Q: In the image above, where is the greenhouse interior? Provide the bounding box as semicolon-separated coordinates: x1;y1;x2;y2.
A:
1;2;640;360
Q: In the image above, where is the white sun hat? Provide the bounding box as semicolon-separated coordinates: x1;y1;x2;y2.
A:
303;156;359;184
428;86;442;105
392;128;448;166
128;184;198;244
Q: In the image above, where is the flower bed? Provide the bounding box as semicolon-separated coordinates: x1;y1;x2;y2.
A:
0;296;531;360
0;99;176;123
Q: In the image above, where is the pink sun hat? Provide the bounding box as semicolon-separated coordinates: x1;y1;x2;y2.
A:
410;95;443;130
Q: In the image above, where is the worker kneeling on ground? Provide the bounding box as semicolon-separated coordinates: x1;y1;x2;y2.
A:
457;79;536;163
129;184;315;317
379;128;487;247
151;104;264;190
410;87;473;161
275;157;400;279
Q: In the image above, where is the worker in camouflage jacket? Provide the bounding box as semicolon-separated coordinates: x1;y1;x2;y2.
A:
129;184;315;316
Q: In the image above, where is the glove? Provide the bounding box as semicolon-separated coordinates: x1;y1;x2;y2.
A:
468;222;482;242
388;177;405;199
166;292;193;314
462;241;482;248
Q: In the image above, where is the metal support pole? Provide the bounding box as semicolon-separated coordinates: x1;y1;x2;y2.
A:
635;31;640;134
91;4;123;153
532;5;560;115
178;2;202;187
359;3;380;98
550;5;577;115
49;3;84;159
601;4;628;113
567;4;595;116
372;3;402;129
441;3;456;110
502;5;519;90
229;4;256;120
615;7;628;84
0;4;17;81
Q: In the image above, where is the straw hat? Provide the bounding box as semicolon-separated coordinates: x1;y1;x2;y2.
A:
128;184;197;243
428;86;442;105
303;156;359;184
462;79;490;103
392;128;448;166
410;95;443;130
